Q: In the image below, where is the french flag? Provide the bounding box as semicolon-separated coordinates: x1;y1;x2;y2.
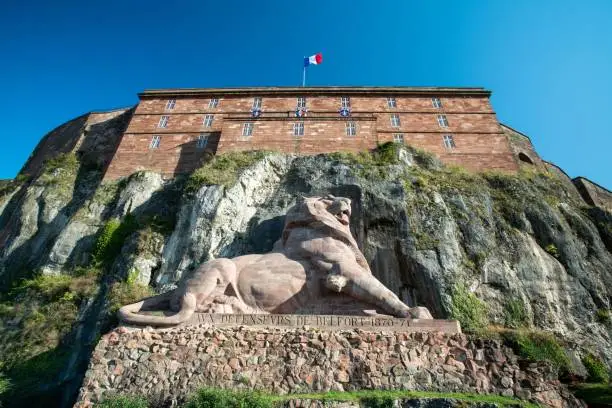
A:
304;53;323;67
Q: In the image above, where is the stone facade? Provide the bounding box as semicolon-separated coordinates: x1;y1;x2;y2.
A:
502;124;545;169
76;325;581;408
19;108;133;178
103;87;519;179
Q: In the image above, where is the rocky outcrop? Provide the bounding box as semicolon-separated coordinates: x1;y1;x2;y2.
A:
0;147;610;407
76;325;582;408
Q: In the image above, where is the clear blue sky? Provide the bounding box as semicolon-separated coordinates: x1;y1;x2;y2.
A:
1;0;610;188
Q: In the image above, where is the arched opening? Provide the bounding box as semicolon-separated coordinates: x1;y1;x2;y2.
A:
518;152;534;165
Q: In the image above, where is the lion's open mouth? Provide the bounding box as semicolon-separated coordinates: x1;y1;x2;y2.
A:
336;209;350;225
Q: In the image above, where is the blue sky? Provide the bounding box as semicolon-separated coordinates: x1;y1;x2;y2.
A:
1;0;610;187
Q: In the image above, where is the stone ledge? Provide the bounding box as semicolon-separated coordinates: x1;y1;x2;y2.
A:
181;314;460;333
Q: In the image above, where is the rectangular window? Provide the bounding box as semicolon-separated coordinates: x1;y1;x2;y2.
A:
387;97;397;108
196;134;209;149
203;114;214;127
393;133;404;144
390;113;401;127
437;114;449;128
293;122;304;136
341;96;351;108
297;97;306;108
150;135;161;149
209;98;219;109
252;97;262;109
345;121;357;136
165;99;176;110
242;122;253;137
443;134;456;149
158;115;169;128
432;97;442;108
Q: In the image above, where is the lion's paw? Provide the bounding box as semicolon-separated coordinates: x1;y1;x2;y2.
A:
408;306;433;319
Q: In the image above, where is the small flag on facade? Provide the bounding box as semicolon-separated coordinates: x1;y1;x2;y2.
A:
304;53;323;67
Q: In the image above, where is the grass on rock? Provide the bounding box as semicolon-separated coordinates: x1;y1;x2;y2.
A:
186;150;270;193
449;284;488;332
98;388;539;408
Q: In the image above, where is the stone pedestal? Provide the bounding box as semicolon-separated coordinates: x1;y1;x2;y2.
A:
75;319;581;408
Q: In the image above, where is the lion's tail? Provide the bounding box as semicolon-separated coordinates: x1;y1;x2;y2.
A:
118;291;196;327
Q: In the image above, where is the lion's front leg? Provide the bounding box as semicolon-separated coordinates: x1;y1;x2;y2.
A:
325;263;419;318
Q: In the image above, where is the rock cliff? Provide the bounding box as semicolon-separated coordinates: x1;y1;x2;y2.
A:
0;145;610;407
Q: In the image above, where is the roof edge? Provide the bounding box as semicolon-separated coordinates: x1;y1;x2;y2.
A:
138;86;491;98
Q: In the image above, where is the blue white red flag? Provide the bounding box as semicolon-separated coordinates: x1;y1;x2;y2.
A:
304;53;323;67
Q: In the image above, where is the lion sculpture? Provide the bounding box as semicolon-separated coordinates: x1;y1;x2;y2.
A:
118;196;433;326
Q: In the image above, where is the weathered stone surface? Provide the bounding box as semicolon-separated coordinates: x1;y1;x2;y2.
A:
75;326;582;408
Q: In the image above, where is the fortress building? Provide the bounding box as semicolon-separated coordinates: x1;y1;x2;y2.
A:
16;86;611;209
104;86;517;179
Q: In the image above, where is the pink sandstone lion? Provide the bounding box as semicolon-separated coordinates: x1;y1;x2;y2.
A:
118;195;433;326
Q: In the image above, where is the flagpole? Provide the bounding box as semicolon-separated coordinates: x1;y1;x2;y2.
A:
302;60;306;87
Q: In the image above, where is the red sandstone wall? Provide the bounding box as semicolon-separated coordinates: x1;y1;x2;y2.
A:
502;124;545;169
104;93;518;179
19;108;131;179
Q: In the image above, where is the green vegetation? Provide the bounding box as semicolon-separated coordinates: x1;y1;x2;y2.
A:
99;388;539;408
449;284;488;332
108;277;155;314
582;352;610;383
0;271;98;397
596;308;611;325
186;150;270;193
97;395;149;408
571;383;612;406
504;299;529;329
0;371;10;396
328;142;416;180
544;244;559;258
502;330;572;373
93;216;139;265
184;388;275;408
38;153;81;198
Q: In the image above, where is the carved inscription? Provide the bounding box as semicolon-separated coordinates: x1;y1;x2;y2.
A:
187;313;460;333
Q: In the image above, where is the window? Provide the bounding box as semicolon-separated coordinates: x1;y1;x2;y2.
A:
341;96;351;108
437;114;449;128
158;115;169;128
387;97;397;108
165;99;176;110
150;135;161;149
297;97;306;108
390;114;401;127
196;134;209;149
345;121;357;136
432;97;442;108
293;122;304;136
393;133;404;144
242;122;253;137
252;97;262;109
209;98;219;109
443;134;456;149
203;114;214;127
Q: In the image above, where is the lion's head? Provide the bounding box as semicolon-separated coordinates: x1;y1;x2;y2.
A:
282;195;370;271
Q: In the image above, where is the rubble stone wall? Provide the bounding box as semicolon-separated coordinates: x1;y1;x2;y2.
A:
76;325;581;408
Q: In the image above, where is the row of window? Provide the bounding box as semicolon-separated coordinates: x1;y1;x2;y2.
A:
148;131;457;149
156;113;451;129
164;97;444;110
149;134;210;149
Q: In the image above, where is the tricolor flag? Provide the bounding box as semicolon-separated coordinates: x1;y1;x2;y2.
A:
304;53;323;67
